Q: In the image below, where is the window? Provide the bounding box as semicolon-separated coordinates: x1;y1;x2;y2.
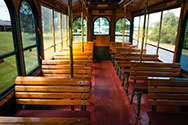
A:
62;14;67;47
142;7;181;62
54;11;61;52
180;16;188;72
146;12;161;54
20;0;39;73
0;0;18;93
133;16;140;45
115;18;130;42
94;17;109;35
41;5;53;60
73;17;86;42
158;8;181;62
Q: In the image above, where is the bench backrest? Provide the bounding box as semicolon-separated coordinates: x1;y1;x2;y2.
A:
15;76;90;106
130;61;181;80
42;60;92;78
148;77;188;107
111;45;137;53
119;54;159;67
53;55;92;60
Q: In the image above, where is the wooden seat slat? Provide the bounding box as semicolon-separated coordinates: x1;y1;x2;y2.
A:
148;100;188;106
130;72;180;77
148;94;188;100
42;60;92;65
131;61;180;67
42;70;91;74
131;67;181;72
148;87;188;93
0;117;90;125
16;77;90;85
42;65;91;70
15;92;90;99
15;86;90;92
16;99;90;105
43;74;91;78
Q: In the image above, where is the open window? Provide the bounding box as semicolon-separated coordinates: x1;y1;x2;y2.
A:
94;17;109;35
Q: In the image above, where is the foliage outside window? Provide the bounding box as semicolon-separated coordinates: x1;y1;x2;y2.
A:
73;17;86;42
20;0;39;73
0;0;18;93
115;18;130;42
180;18;188;72
94;17;109;35
136;7;181;62
41;6;53;60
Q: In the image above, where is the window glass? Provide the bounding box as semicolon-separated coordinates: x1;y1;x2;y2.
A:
147;12;161;46
115;18;130;42
73;17;86;42
0;56;17;93
0;0;18;93
180;18;188;72
159;8;181;51
67;15;69;46
54;11;61;45
41;6;53;49
133;16;139;45
44;47;54;60
94;17;109;35
62;14;66;40
0;0;14;55
158;8;181;62
20;1;36;48
24;47;38;73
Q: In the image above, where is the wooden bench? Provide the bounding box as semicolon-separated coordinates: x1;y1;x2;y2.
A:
117;54;158;95
0;76;91;124
147;77;188;125
42;60;92;79
129;61;181;119
112;47;142;70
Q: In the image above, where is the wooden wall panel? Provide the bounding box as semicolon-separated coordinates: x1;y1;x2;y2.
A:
94;36;110;47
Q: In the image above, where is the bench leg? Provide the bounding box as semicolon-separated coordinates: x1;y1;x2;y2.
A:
122;75;125;86
114;59;117;71
149;120;152;125
130;91;135;104
125;75;129;95
136;93;142;120
118;66;121;80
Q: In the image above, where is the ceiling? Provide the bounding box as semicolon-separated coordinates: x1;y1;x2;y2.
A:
56;0;182;13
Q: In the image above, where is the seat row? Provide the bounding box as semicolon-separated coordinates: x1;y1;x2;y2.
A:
110;42;188;125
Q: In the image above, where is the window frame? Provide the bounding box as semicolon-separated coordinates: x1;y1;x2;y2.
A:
176;10;188;74
19;0;42;75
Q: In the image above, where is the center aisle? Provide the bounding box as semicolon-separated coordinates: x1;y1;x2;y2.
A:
93;61;130;125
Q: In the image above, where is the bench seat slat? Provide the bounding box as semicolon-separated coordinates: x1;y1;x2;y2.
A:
148;87;188;93
42;65;91;70
15;92;90;99
15;86;90;92
131;62;180;67
16;99;90;105
148;100;188;106
148;94;188;100
43;74;91;78
42;70;91;74
130;72;180;76
0;117;90;124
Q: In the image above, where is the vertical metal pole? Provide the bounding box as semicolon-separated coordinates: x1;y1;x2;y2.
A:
122;5;126;47
52;9;56;52
60;13;63;50
139;0;148;61
137;16;141;48
156;11;163;55
81;8;84;52
68;0;73;78
144;14;150;50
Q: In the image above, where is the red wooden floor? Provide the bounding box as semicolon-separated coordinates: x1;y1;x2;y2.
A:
91;61;175;125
